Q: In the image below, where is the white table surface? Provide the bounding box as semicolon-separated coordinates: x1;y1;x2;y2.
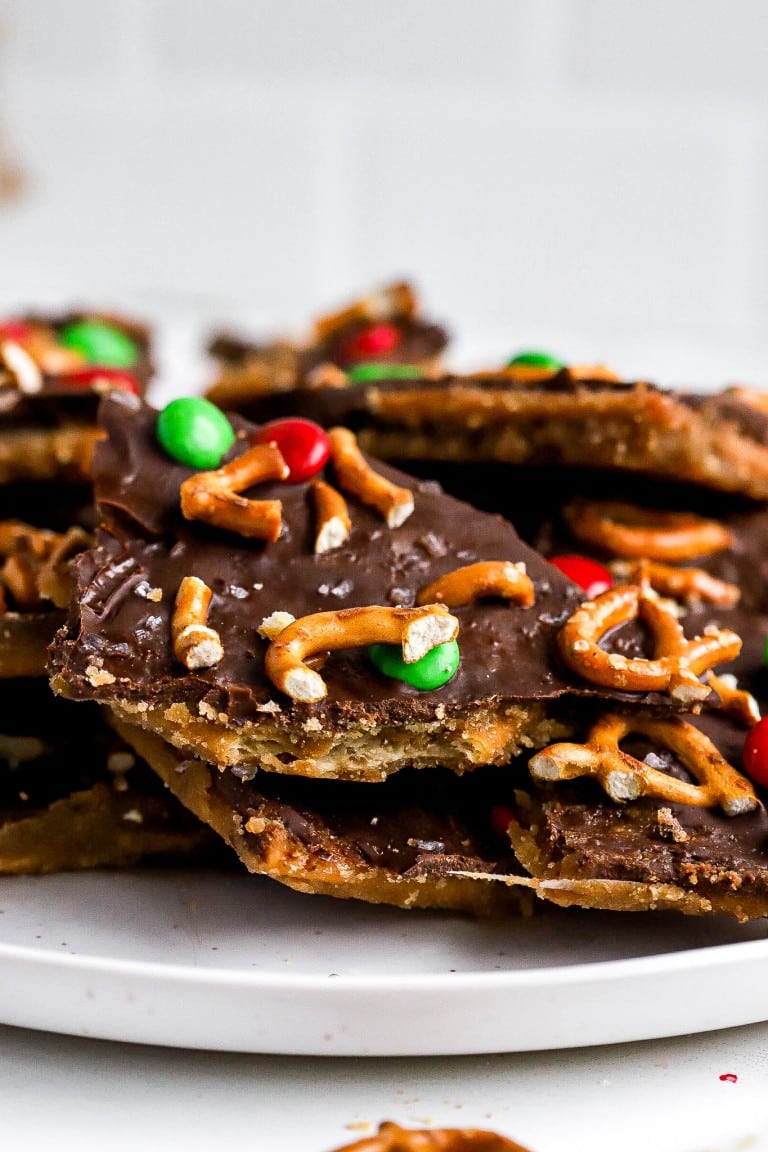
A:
0;1018;766;1152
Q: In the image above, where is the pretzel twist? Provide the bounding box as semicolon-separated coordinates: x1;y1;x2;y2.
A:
180;442;287;541
312;281;417;343
311;478;352;554
332;1120;530;1152
265;603;459;703
416;561;535;608
558;584;741;702
172;576;224;670
529;711;759;816
563;499;733;561
329;426;414;528
610;558;740;606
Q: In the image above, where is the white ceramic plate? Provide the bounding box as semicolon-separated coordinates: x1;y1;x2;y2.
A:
0;867;767;1055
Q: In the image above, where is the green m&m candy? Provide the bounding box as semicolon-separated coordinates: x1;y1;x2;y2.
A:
369;639;460;691
346;363;424;385
156;397;236;469
59;320;139;369
506;350;564;372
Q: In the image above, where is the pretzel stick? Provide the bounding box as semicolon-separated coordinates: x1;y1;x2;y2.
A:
329;426;414;528
172;576;224;670
311;478;351;554
416;561;535;608
265;603;459;702
0;340;43;394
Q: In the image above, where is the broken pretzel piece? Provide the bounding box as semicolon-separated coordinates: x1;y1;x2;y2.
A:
172;575;224;670
311;478;352;554
558;583;742;702
180;441;287;541
610;557;740;607
529;711;759;816
265;603;459;703
0;340;43;395
329;426;414;528
416;561;534;609
706;671;762;728
563;499;733;561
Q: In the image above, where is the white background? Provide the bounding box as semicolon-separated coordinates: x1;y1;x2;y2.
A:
2;1;768;385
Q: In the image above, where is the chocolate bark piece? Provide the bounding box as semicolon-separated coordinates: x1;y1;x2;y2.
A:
0;680;216;873
205;279;449;409
47;394;706;784
0;517;90;678
213;371;768;502
0;307;152;486
510;709;768;921
109;714;532;914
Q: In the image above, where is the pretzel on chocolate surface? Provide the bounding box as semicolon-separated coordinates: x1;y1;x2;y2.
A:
312;478;352;554
529;711;759;816
416;561;534;609
330;1120;530;1152
610;558;740;606
265;603;459;703
563;499;733;560
172;576;224;670
558;583;741;702
706;671;762;727
180;442;288;541
329;426;414;528
0;340;43;394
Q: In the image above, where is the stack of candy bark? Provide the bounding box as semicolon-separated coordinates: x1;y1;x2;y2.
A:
0;312;214;872
9;283;768;923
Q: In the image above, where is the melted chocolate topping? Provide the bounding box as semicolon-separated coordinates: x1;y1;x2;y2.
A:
50;395;682;729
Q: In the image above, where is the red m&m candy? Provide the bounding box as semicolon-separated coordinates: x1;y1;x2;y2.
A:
743;718;768;788
336;323;401;365
252;418;330;483
549;554;612;598
0;321;35;343
64;366;140;395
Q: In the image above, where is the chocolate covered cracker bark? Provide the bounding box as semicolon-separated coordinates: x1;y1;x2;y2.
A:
47;393;739;786
110;715;532;913
206;280;449;410
0;309;150;489
212;368;768;503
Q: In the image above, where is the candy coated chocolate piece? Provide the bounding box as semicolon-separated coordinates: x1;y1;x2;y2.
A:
337;322;401;364
743;718;768;787
548;554;612;598
252;417;330;483
369;639;461;691
347;363;424;384
156;397;235;469
506;349;564;371
65;367;140;395
0;320;35;342
59;319;138;369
